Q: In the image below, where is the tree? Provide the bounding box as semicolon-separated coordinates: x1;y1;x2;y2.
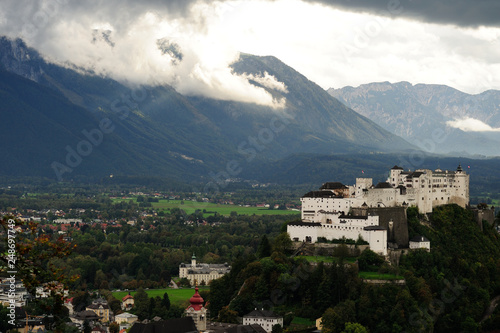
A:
0;216;78;296
218;306;238;324
134;288;150;320
321;301;356;333
357;249;384;271
273;232;292;254
162;292;171;310
342;322;369;333
257;235;272;258
109;322;120;333
83;320;91;333
178;277;191;288
271;324;283;333
0;304;10;332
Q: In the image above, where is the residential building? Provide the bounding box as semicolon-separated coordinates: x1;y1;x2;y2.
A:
409;235;431;251
121;294;134;310
242;309;283;333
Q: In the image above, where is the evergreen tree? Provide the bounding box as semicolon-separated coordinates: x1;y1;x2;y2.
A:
257;235;271;258
134;288;150;320
162;292;171;310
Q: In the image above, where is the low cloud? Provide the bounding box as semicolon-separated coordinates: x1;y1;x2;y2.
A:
0;0;286;109
241;72;289;93
446;117;500;132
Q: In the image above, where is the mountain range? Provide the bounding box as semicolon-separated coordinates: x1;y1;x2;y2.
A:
328;82;500;156
0;36;412;183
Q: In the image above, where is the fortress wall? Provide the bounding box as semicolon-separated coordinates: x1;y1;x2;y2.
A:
351;206;409;248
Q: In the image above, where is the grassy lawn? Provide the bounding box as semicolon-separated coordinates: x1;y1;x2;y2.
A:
112;287;209;306
111;198;300;217
291;317;316;326
296;255;357;264
359;271;404;280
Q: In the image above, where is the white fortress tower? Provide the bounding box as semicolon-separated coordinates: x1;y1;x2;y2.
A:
288;164;469;254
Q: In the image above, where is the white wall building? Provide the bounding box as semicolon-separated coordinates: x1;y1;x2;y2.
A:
301;165;469;216
409;235;431;251
288;213;387;255
289;165;466;255
243;309;283;333
179;255;231;285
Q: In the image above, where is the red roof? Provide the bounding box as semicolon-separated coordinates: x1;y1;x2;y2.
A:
187;288;204;311
122;295;134;301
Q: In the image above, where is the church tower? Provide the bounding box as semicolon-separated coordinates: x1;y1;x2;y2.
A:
185;287;207;331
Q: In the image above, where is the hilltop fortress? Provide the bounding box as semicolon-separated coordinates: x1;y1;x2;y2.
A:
288;165;469;255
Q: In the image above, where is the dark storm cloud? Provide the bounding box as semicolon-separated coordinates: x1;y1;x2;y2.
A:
309;0;500;28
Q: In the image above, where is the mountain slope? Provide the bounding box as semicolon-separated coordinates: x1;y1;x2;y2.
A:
0;70;215;180
231;54;412;152
328;81;500;156
0;37;413;181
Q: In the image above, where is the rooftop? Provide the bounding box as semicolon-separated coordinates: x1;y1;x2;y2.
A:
410;235;430;242
244;309;282;319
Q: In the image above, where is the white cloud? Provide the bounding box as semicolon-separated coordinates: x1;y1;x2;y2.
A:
446;117;500;132
1;0;500;104
240;72;289;93
0;0;286;108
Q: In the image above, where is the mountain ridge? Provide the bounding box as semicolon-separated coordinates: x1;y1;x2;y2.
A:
328;81;500;156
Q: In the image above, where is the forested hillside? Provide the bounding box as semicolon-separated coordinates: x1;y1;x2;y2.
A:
208;204;500;332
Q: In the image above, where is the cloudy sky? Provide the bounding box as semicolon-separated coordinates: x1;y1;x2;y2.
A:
1;0;500;110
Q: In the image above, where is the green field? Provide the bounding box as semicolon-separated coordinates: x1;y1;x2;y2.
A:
112;198;300;217
295;255;357;264
112;288;209;306
291;317;316;326
359;271;404;280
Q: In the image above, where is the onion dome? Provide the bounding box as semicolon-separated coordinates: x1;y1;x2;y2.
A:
188;287;204;311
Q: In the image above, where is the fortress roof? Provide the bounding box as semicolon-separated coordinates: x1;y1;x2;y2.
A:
364;226;386;231
320;182;348;190
288;221;321;227
302;190;338;198
391;165;404;170
375;182;393;189
338;214;368;220
244;309;281;319
406;171;425;179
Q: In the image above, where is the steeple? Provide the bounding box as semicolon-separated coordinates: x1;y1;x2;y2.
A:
185;287;207;331
191;253;196;267
188;287;204;311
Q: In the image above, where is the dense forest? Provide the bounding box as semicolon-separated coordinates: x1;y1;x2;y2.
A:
207;205;500;332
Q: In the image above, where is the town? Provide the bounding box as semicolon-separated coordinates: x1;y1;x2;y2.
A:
1;165;499;333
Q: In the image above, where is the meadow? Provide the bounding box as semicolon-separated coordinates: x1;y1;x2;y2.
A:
112;198;300;217
112;287;209;306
